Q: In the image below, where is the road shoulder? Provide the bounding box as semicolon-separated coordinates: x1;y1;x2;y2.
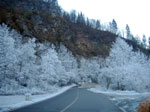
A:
0;85;75;112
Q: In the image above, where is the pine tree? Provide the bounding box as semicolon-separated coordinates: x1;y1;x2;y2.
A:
142;35;146;48
148;37;150;49
95;20;101;30
126;24;131;39
110;19;118;34
86;17;91;27
63;12;70;21
134;35;141;45
70;10;77;23
77;12;85;25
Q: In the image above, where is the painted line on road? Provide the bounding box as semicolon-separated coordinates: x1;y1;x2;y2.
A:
119;106;128;112
60;89;79;112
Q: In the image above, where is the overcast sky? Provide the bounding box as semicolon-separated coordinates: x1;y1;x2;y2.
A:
58;0;150;39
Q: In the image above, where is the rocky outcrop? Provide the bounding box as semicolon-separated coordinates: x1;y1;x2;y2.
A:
137;100;150;112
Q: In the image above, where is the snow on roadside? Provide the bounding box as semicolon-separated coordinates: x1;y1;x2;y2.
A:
0;85;75;112
88;86;150;98
88;86;150;112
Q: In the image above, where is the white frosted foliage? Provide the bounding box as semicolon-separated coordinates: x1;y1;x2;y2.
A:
0;24;150;94
99;38;150;92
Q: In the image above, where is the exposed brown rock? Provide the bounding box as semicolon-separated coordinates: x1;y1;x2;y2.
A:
137;100;150;112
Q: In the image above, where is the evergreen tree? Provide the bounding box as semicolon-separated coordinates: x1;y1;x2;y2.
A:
86;17;91;27
95;20;101;30
134;35;141;45
149;37;150;49
110;19;118;34
70;10;77;23
77;12;85;25
126;24;131;39
142;35;146;48
63;12;70;21
90;19;96;29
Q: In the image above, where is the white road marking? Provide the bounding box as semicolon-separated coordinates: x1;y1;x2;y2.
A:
60;89;79;112
119;106;128;112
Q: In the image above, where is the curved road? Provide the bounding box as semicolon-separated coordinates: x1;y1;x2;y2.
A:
10;88;123;112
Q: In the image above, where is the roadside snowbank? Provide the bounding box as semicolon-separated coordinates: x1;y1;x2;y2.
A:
0;85;75;112
89;86;150;98
88;86;150;112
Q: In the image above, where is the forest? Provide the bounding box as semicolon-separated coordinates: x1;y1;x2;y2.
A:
0;23;150;95
0;0;150;95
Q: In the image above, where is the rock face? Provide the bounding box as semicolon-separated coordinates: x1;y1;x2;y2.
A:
137;100;150;112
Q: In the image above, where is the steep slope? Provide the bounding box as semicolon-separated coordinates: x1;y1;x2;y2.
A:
0;0;117;57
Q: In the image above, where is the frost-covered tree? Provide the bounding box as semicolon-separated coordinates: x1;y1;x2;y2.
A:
77;57;100;84
0;24;69;94
106;38;133;66
0;24;18;89
39;44;59;86
99;38;133;89
40;43;69;86
16;38;38;89
1;23;150;94
99;37;150;91
58;44;79;84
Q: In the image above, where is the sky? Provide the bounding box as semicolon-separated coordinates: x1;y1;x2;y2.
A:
58;0;150;39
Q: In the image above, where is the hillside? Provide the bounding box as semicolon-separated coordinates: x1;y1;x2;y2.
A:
1;0;149;57
0;1;150;112
0;0;150;91
0;0;120;57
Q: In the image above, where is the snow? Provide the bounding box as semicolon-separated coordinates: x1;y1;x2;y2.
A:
0;24;150;95
0;24;77;95
88;86;150;112
0;85;75;112
98;38;150;92
89;86;150;97
0;23;150;112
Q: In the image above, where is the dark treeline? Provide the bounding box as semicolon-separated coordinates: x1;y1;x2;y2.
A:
59;4;150;50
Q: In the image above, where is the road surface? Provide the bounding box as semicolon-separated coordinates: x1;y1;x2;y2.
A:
10;88;123;112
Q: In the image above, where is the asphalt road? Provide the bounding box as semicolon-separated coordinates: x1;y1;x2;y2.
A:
10;87;123;112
